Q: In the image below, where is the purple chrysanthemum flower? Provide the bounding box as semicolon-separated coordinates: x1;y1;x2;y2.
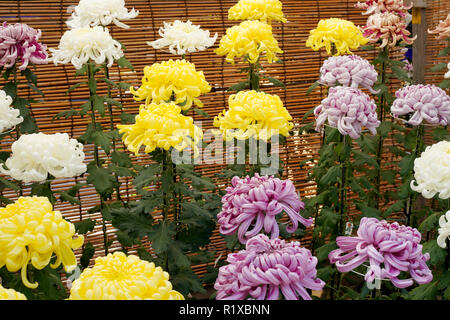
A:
391;84;450;126
214;234;325;300
329;217;433;289
0;22;48;70
319;55;379;94
217;174;313;244
314;86;380;139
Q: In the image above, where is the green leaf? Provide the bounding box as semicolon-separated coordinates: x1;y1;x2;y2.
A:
3;81;16;98
53;109;80;120
116;56;134;70
80;101;91;116
392;65;411;82
66;82;86;94
74;218;96;234
111;208;154;239
352;150;379;169
381;170;397;184
86;165;116;197
422;240;446;266
136;247;154;262
319;166;340;185
430;62;448;72
80;242;95;270
316;265;336;282
168;242;191;268
21;68;37;85
0;176;20;191
419;211;443;232
408;281;438;300
228;81;249;92
92;95;105;117
92;131;112;154
118;82;133;91
306;81;320;95
171;269;206;296
111;151;132;167
315;242;338;262
58;191;81;205
120;112;136;124
147;220;176;255
439;79;450;89
266;76;285;87
359;45;375;51
103;97;122;107
358;204;382;219
28;83;44;96
88;73;97;94
437;46;450;57
133;164;161;194
108;164;134;177
75;64;87;77
193;108;210;118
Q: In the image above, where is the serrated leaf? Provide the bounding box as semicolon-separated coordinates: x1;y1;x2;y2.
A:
171;269;206;296
319;166;340;185
74;218;96;234
75;64;87;76
80;242;95;269
266;76;285;87
430;62;448;72
65;81;86;94
86;165;116;196
423;240;447;266
193;108;210;118
53;109;80;120
116;56;134;70
92;130;112;154
228;81;249;92
408;281;438;300
92;95;105;117
306;81;320;95
120;112;136;124
148;220;176;255
111;151;132;167
111;208;154;239
419;211;443;232
315;242;338;262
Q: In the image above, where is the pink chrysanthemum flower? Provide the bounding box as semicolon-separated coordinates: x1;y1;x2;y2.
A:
217;174;312;244
314;86;380;139
362;12;416;48
0;22;48;70
329;217;433;289
319;55;379;94
355;0;412;16
428;13;450;40
214;234;325;300
391;84;450;126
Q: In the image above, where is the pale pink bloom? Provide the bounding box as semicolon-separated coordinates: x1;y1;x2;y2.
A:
428;13;450;40
355;0;412;16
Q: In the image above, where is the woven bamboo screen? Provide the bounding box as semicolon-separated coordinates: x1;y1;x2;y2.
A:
1;0;446;279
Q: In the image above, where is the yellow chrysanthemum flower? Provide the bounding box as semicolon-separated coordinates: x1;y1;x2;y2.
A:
306;18;368;56
118;102;203;157
215;20;283;64
0;196;84;289
213;90;293;141
0;284;27;300
129;59;211;111
228;0;287;24
68;252;184;300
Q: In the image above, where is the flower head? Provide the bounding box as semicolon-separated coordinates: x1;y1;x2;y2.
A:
228;0;287;24
306;18;368;56
50;26;123;70
0;89;22;133
402;59;413;79
362;12;416;48
410;141;450;200
314;86;380;139
391;84;450;126
218;174;312;244
329;217;433;289
355;0;412;16
66;0;139;29
0;22;48;70
0;284;26;300
437;211;450;248
69;252;184;300
0;132;87;183
215;20;283;64
148;20;217;56
0;196;84;288
319;55;379;94
118;102;203;157
428;13;450;40
130;59;211;110
214;234;325;300
213;90;293;141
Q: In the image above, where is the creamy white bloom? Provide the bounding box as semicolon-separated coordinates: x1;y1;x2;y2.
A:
66;0;139;29
410;140;450;199
148;20;218;55
1;132;87;183
437;210;450;248
50;26;124;70
0;90;22;133
445;62;450;79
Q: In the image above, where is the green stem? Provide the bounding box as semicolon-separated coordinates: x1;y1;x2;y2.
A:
11;66;23;197
161;149;171;271
406;124;424;226
248;62;260;91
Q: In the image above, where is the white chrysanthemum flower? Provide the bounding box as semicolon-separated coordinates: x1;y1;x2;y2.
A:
0;90;22;133
66;0;139;29
445;62;450;79
50;26;124;70
410;140;450;199
1;132;87;183
437;210;450;248
148;20;218;55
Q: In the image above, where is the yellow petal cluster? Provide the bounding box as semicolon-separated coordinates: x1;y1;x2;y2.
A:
118;102;203;157
129;59;211;111
228;0;287;24
0;196;84;289
68;252;184;300
213;90;293;141
306;18;368;56
215;20;283;64
0;283;27;300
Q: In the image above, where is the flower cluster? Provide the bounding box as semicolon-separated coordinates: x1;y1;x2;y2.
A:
0;284;26;300
391;84;450;126
410;140;450;200
0;22;48;70
66;0;139;29
362;12;416;48
0;197;84;288
314;86;380;139
214;234;325;300
217;174;312;244
118;102;203;157
355;0;412;16
306;18;368;56
437;211;450;249
428;13;450;40
50;26;124;70
0;89;22;133
402;59;413;79
1;132;87;183
319;55;379;94
69;252;184;300
329;217;433;288
228;0;287;24
215;20;283;64
213;90;293;141
129;59;211;110
148;20;217;56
